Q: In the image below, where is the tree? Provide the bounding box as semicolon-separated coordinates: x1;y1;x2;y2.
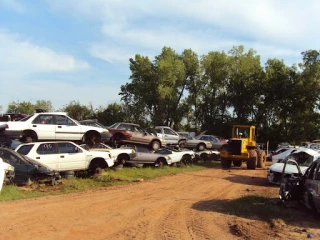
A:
60;101;93;120
7;101;36;115
34;100;54;112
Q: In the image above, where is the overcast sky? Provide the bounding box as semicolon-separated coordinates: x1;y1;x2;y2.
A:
1;0;319;111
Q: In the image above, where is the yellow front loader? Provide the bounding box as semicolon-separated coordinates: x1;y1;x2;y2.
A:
220;125;266;169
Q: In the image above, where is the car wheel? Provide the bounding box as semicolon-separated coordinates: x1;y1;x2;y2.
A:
197;143;205;151
62;170;75;179
156;158;165;167
111;133;124;148
178;140;186;148
151;140;161;151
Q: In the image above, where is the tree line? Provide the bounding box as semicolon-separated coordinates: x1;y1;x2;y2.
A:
2;45;320;148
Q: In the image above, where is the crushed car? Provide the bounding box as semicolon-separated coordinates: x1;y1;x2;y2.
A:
279;157;320;213
267;148;320;185
0;148;59;186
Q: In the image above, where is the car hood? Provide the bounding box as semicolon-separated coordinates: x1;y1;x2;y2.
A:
269;163;308;174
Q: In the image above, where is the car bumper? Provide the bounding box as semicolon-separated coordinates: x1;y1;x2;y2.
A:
2;130;23;140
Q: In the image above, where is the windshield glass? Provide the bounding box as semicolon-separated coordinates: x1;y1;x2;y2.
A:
280;152;314;167
19;115;33;121
109;123;118;128
233;127;250;138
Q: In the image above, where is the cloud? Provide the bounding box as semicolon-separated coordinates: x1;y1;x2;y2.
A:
47;0;319;66
0;30;89;74
0;0;26;12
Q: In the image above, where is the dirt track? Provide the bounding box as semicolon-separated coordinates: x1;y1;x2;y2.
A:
1;164;320;240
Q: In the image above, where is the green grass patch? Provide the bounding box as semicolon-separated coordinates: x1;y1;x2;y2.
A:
0;161;218;201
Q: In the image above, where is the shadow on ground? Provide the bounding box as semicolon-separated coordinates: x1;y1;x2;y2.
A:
191;195;320;230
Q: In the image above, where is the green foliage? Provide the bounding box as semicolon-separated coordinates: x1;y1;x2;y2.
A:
60;100;94;120
6;100;53;114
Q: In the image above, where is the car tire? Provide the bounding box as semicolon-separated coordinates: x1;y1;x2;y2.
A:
62;170;75;179
156;158;165;167
151;140;161;151
178;140;186;148
197;143;206;151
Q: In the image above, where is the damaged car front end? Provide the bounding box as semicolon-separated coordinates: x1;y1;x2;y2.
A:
279;158;320;213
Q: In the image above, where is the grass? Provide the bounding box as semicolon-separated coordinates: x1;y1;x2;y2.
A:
0;160;219;201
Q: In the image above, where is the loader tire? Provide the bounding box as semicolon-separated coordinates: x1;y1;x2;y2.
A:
257;150;266;168
247;150;257;170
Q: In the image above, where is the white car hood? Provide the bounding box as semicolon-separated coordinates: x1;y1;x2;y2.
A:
269;163;308;174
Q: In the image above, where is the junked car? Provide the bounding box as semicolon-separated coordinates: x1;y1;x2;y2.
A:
120;145;172;167
108;122;166;150
194;134;225;150
177;132;212;151
1;112;112;146
155;147;196;166
15;141;114;175
80;143;137;165
267;148;320;185
0;147;59;186
145;126;186;147
279;157;320;213
271;147;299;164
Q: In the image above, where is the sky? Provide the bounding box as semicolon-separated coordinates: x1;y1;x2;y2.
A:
0;0;319;111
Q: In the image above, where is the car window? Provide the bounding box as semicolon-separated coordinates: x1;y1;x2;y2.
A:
157;149;170;155
118;124;130;130
37;143;56;155
55;115;76;126
164;128;176;135
58;143;82;154
16;145;34;155
32;115;54;125
0;149;20;165
209;136;218;142
156;128;162;134
200;136;207;141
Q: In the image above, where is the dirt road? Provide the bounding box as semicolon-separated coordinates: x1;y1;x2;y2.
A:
0;165;320;240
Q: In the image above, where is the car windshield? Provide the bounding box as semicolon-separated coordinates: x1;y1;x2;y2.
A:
109;123;118;128
280;152;314;167
16;144;34;155
19;115;33;121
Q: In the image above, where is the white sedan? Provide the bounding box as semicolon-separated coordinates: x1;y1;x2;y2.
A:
271;147;299;164
267;148;320;184
15;141;114;175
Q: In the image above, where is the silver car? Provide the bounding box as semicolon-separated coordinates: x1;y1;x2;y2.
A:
177;132;212;151
120;145;172;167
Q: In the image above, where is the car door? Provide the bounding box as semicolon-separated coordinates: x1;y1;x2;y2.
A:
30;114;56;140
54;115;82;141
303;162;320;210
163;128;179;145
57;142;86;171
130;125;149;144
136;146;153;163
33;143;59;170
1;149;27;184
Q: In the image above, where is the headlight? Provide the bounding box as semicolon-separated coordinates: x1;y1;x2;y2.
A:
103;130;109;133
